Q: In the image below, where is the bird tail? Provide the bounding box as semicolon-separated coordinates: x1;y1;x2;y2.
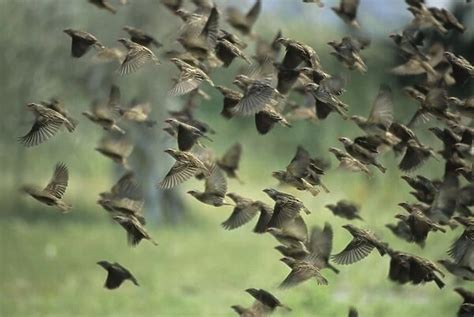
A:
58;201;72;213
65;119;78;132
319;182;330;193
375;163;387;173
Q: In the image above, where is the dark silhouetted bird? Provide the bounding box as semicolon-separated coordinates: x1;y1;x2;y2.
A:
63;29;104;58
97;261;139;289
326;200;362;220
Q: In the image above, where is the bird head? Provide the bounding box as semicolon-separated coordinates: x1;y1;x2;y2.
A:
328;147;342;155
394;214;408;221
342;224;356;232
245;288;258;297
96;261;111;269
279;257;296;267
400;175;411;182
338;137;352;146
230;305;246;314
122;26;133;32
26;103;40;110
275;37;289;45
117;38;133;47
304;83;319;92
63;29;74;36
327;40;338;48
271;170;285;180
397;202;411;211
325;204;335;211
262;188;277;198
164;148;178;156
350;115;366;125
164;118;179;127
186;190;199;197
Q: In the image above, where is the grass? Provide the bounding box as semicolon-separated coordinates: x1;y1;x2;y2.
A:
0;165;470;316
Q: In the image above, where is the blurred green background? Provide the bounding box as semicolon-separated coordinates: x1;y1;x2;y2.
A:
1;0;473;316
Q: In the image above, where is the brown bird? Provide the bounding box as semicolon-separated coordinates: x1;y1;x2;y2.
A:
226;0;261;35
328;147;371;176
264;188;310;230
397;202;446;247
444;52;474;86
63;29;104;58
82;85;125;134
217;142;243;182
398;139;438;172
88;0;117;14
112;213;158;246
215;85;243;119
332;224;388;265
455;287;474;317
97;261;139;290
255;103;291;135
159;149;209;189
338;137;386;173
277;37;321;69
165;118;212;151
117;38;160;75
305;78;349;120
388;249;445;289
279;259;328;288
123;26;162;49
231;288;289;316
326;200;362;220
328;36;368;72
21;162;71;212
332;0;360;28
215;38;251;67
187;165;230;207
169;58;214;96
95;135;134;169
19;102;77;147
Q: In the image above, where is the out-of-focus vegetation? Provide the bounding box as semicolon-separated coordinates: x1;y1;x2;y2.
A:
0;0;473;316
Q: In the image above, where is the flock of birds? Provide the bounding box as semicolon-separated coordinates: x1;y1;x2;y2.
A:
16;0;474;316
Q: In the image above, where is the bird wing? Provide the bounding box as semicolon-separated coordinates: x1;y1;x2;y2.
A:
104;271;124;289
169;73;202;97
177;124;200;151
204;165;227;196
159;161;199;189
332;238;374;265
398;143;429;172
287;145;311;177
367;84;394;129
308;223;333;259
200;7;219;48
44;162;69;199
221;204;259;230
119;47;155;75
341;0;359;19
19;117;63;147
266;201;300;229
232;81;275;116
245;0;261;27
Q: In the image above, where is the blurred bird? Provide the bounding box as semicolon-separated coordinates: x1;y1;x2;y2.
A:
169;58;214;96
116;101;156;127
332;224;388;265
328;36;368;72
83;85;125;134
221;193;260;230
19;102;77;147
348;307;359;317
331;0;360;28
217;142;243;182
231;287;289;316
123;26;162;49
215;85;242;119
305;77;349;120
117;38;160;75
444;52;474;86
277;37;320;69
226;0;261;35
88;0;117;14
97;261;139;289
398;139;438;172
326;200;362;220
63;29;104;58
21;162;71;212
215;38;251;67
437;259;474;280
264;188;310;230
95;135;134;169
305;223;340;274
159;148;210;189
303;0;324;7
255;104;291;135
